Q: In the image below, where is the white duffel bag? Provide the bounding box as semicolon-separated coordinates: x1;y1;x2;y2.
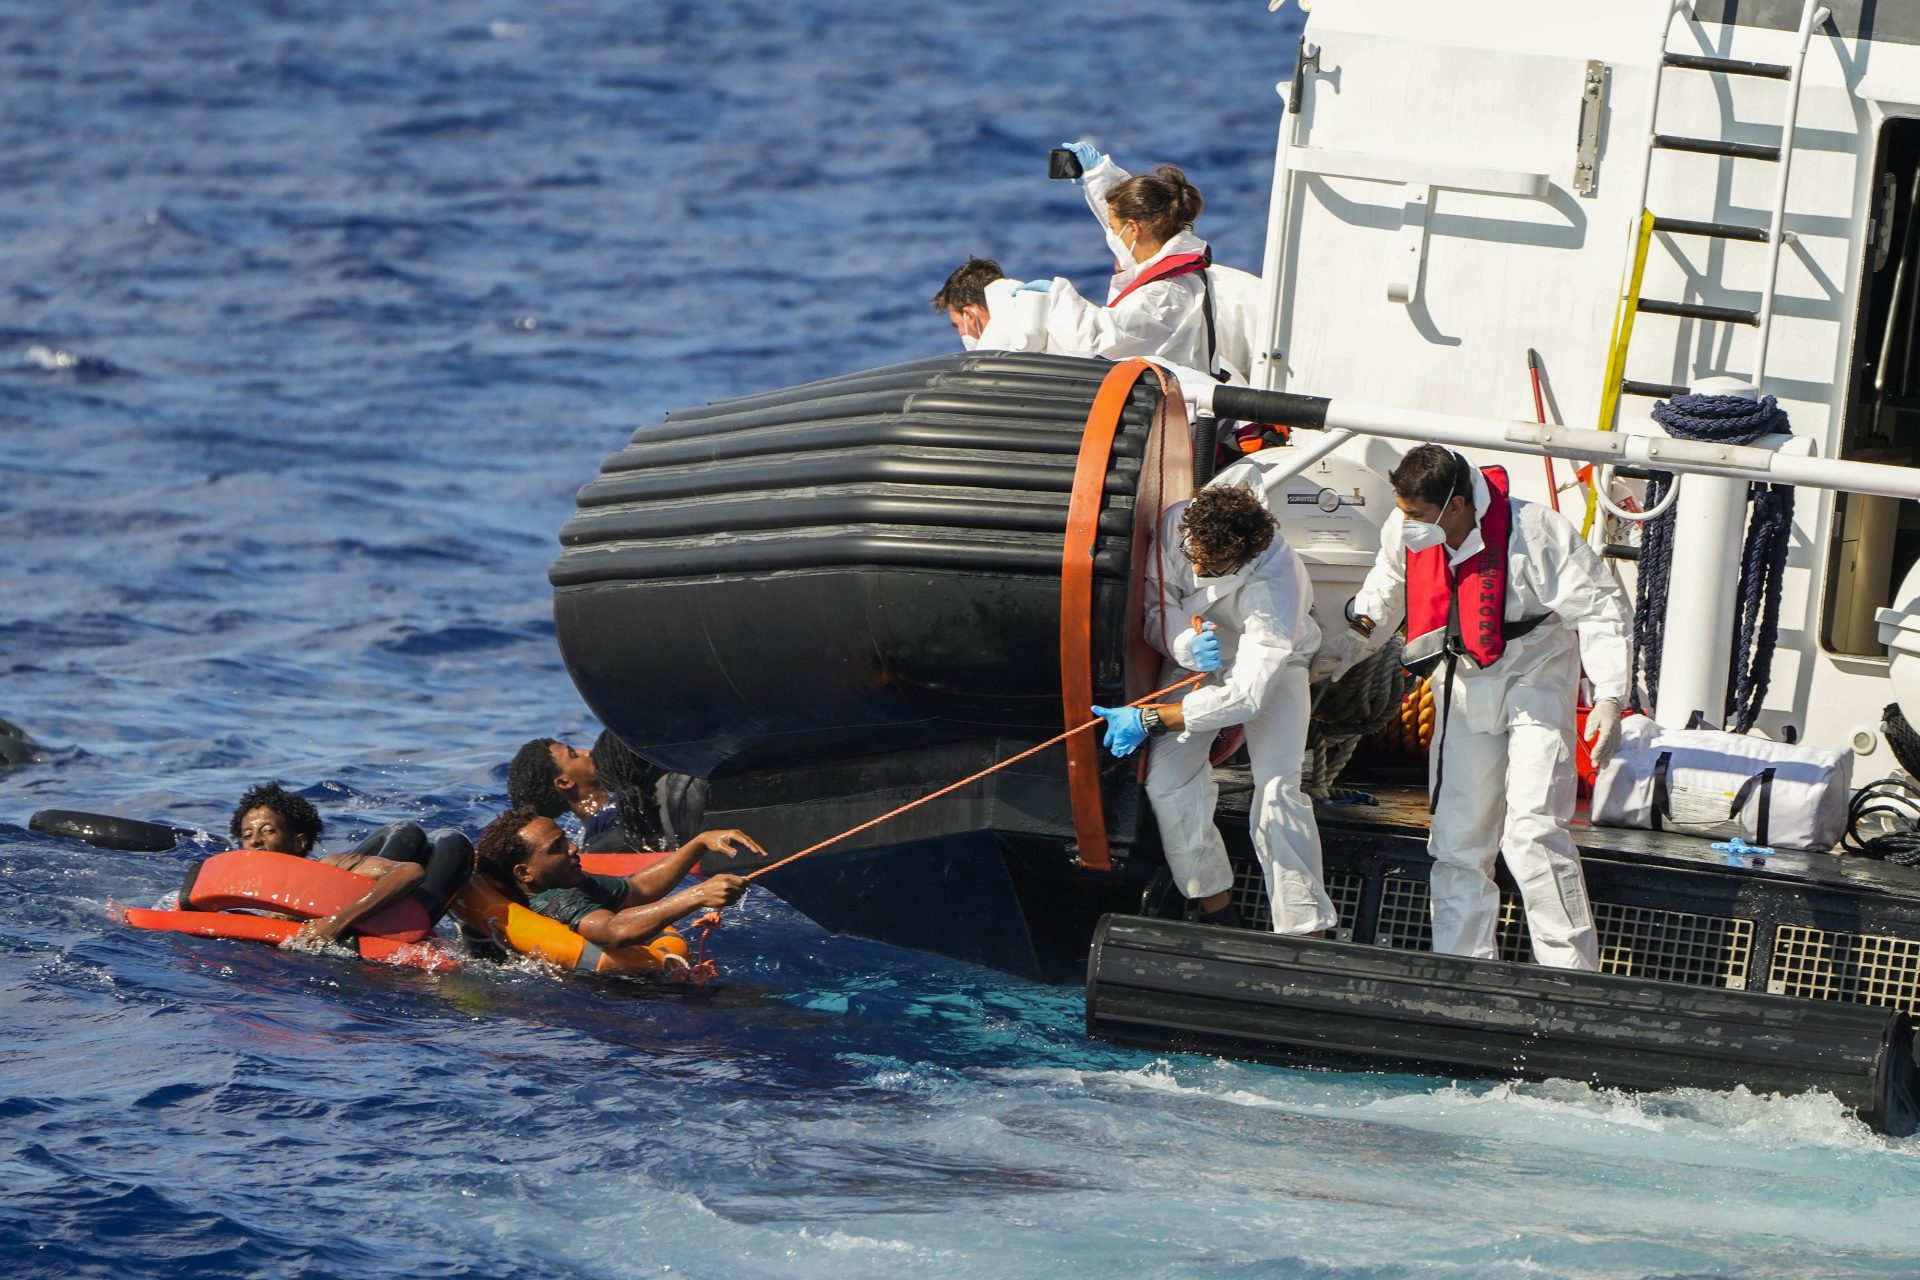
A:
1590;717;1853;851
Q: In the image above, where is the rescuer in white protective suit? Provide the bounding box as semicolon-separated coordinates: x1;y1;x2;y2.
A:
932;256;1050;352
1012;141;1219;373
1091;483;1337;934
1315;445;1631;969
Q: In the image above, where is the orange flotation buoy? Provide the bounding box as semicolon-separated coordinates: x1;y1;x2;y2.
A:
448;876;690;976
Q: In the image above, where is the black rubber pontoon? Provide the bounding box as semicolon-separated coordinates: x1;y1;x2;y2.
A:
551;352;1186;978
1086;915;1920;1135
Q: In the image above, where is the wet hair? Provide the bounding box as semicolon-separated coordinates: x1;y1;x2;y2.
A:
474;804;543;899
229;782;323;848
1180;485;1275;569
507;737;567;819
1106;165;1204;241
931;257;1004;312
1389;445;1472;510
591;728;671;852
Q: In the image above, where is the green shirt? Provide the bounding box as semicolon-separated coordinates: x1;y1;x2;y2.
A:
527;872;628;930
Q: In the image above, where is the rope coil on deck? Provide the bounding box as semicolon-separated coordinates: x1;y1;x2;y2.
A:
1632;393;1792;732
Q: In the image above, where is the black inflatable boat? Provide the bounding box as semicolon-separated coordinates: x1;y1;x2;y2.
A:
552;353;1920;1128
552;352;1192;978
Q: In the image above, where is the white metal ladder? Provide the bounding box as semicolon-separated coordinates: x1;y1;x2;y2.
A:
1606;0;1834;413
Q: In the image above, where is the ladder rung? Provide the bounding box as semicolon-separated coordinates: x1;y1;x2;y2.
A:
1613;465;1656;481
1654;134;1782;162
1638;298;1761;326
1620;380;1690;400
1661;52;1792;81
1650;216;1772;244
1602;544;1643;561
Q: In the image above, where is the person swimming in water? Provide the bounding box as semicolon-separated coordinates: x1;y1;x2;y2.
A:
229;782;473;949
508;730;701;852
473;804;752;948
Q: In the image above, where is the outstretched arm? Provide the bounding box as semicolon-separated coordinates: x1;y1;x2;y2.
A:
618;829;765;906
1043;277;1181;360
577;875;748;948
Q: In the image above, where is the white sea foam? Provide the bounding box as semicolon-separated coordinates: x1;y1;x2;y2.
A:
24;344;78;370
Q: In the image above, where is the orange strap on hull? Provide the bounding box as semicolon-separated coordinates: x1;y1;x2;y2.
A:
1061;360;1157;871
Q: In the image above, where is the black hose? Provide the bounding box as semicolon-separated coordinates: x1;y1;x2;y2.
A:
1846;775;1920;865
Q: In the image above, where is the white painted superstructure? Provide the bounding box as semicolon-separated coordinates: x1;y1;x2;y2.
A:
1248;0;1920;776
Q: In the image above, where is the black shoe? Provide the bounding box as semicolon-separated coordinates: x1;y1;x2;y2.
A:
1195;902;1244;929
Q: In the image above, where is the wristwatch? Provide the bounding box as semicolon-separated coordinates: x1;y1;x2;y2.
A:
1141;707;1170;736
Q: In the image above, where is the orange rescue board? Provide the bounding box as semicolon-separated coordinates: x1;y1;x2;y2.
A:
182;849;433;942
577;851;678;878
121;907;459;972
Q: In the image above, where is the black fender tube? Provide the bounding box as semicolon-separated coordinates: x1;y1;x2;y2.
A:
30;809;186;853
1086;915;1920;1135
1208;386;1332;431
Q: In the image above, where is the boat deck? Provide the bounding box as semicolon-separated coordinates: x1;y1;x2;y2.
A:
1202;766;1920;1015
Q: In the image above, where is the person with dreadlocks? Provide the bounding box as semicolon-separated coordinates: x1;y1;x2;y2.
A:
508;732;698;853
1314;444;1631;971
1089;482;1335;935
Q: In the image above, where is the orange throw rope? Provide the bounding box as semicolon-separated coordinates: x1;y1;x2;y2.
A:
739;671;1204;886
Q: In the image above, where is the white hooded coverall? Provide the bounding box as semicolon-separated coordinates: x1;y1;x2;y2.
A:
1040;157;1217;372
1348;468;1632;969
1144;500;1337;934
969;277;1050;353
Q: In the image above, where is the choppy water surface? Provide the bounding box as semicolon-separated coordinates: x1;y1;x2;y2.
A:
3;3;1918;1277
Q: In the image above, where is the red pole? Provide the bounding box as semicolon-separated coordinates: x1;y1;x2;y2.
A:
1528;348;1562;513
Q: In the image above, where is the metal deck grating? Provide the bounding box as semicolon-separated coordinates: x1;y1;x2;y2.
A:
1367;877;1751;985
1374;876;1432;950
1768;926;1920;1014
1231;865;1363;940
1594;902;1752;988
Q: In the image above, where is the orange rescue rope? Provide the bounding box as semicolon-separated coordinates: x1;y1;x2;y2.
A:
681;672;1202;984
738;670;1204;887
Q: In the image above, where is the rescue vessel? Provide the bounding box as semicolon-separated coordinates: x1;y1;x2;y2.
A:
552;0;1920;1130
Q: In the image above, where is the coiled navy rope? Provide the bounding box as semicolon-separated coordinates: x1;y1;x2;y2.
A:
1632;393;1792;732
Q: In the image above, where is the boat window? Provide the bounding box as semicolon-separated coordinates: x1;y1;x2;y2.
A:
1823;116;1920;657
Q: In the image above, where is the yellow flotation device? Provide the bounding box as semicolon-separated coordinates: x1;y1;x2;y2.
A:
450;876;691;975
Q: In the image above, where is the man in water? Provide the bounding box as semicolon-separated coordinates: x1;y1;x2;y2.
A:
473;804;753;947
508;736;616;840
229;781;473;947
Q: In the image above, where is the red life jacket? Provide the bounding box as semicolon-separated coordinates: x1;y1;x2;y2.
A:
1403;465;1517;670
1108;247;1212;308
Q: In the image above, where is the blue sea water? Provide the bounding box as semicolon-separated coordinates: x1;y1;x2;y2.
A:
3;1;1920;1276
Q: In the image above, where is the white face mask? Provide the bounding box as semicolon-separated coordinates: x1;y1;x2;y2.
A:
1106;222;1139;270
959;333;980;351
1400;477;1456;552
1400;519;1447;552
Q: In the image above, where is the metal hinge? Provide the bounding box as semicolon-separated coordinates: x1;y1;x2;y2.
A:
1575;60;1610;197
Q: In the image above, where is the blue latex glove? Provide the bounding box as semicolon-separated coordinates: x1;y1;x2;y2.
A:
1710;836;1773;863
1091;705;1148;757
1061;140;1106;175
1011;279;1051;295
1190;622;1222;673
